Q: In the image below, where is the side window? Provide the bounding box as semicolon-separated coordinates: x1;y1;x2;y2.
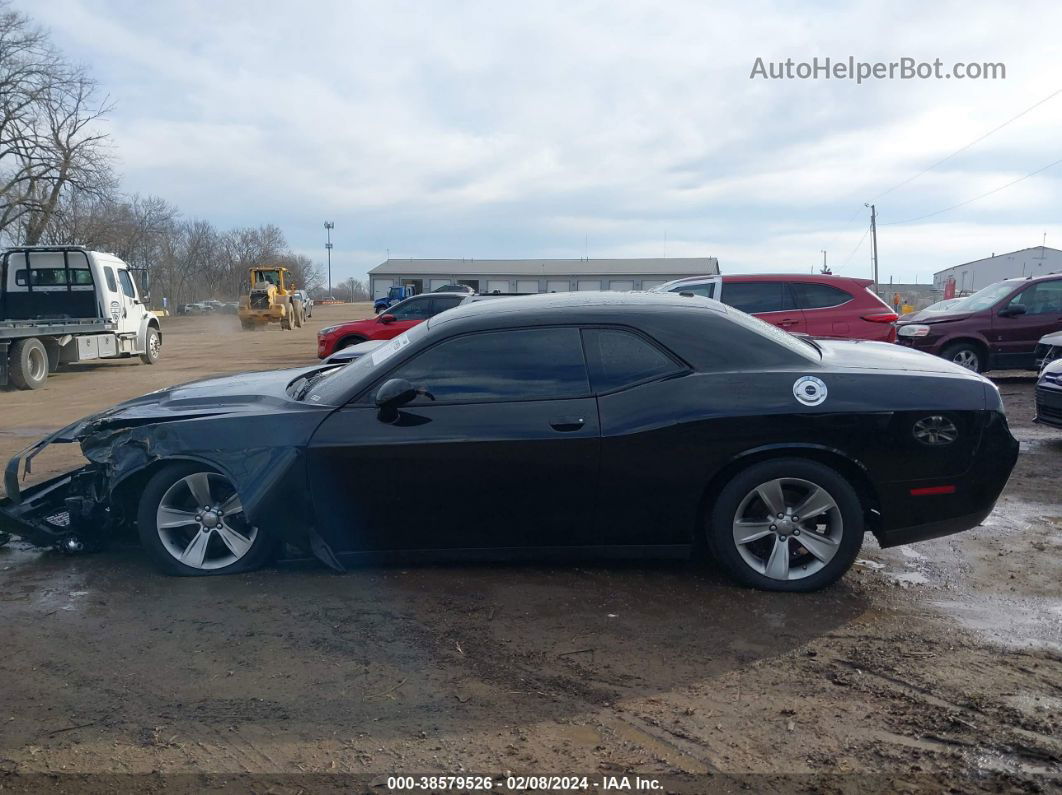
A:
670;283;715;299
721;282;792;314
791;283;852;309
582;328;683;393
117;270;137;299
388;297;430;319
390;327;589;403
1009;280;1062;315
431;296;464;313
103;266;118;293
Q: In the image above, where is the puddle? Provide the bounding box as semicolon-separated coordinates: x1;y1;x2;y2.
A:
931;595;1062;652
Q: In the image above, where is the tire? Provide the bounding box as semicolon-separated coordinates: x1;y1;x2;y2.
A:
940;342;983;372
706;458;864;592
137;462;275;576
8;338;49;390
240;319;255;331
139;326;161;365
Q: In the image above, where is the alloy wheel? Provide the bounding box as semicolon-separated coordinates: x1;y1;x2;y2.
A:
156;472;257;570
731;477;843;581
951;349;979;370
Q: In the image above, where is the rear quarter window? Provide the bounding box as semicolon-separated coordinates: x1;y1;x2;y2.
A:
582;328;683;392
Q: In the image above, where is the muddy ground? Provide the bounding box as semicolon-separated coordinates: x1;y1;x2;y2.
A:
0;306;1059;792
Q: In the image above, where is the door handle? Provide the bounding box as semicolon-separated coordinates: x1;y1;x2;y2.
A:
549;417;585;432
778;318;798;327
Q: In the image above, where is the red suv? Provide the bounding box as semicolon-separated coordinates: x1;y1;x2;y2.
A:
652;274;898;341
317;293;470;358
895;273;1062;372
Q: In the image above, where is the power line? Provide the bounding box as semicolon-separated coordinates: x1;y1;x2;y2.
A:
881;155;1062;225
869;86;1062;202
842;223;871;265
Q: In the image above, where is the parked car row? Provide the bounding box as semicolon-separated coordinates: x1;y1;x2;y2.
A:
177;300;238;315
0;291;1019;593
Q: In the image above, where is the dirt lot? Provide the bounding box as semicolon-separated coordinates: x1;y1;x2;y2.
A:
0;305;1060;792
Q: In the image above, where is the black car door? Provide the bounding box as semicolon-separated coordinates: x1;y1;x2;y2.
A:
581;327;696;547
306;326;601;553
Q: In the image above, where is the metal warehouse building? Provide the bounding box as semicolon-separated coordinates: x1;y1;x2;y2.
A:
367;257;720;299
933;246;1062;294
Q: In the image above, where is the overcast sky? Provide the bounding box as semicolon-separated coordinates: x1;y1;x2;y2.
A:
19;0;1062;286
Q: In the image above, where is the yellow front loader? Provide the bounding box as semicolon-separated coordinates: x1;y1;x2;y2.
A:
237;266;305;331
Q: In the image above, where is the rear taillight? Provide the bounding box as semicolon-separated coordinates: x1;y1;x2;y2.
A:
862;311;899;323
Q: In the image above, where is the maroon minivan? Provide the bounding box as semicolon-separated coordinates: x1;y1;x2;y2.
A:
896;273;1062;372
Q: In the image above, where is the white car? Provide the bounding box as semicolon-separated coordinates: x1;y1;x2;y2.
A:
1036;330;1062;373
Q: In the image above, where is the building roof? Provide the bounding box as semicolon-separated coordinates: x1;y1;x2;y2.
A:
368;257;719;277
934;246;1062;276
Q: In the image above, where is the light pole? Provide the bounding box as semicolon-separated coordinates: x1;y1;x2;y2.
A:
324;221;334;298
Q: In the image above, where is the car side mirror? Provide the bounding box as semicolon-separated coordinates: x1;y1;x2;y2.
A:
379;313;396;324
998;305;1027;317
375;378;417;410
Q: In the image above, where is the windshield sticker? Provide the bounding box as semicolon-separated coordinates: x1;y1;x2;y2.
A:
371;333;411;366
793;375;827;406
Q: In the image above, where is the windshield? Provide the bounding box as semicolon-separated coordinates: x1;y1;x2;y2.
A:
306;323;429;404
958;281;1019;312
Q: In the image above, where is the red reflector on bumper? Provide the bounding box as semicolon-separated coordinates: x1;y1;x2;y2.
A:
910;485;956;496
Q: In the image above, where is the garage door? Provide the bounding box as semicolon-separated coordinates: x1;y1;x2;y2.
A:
429;279;451;291
546;280;570;293
608;280;635;291
486;280;510;293
641;280;665;291
515;280;539;293
577;280;601;291
373;279;393;298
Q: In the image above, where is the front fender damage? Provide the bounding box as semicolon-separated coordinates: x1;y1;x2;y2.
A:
0;420;340;569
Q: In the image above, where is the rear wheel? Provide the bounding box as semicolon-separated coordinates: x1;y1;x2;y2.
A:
941;342;983;372
137;463;275;576
339;336;366;350
9;338;48;389
707;459;864;592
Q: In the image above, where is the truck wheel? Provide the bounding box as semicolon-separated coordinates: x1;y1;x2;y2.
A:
140;327;161;364
240;319;254;331
9;338;49;389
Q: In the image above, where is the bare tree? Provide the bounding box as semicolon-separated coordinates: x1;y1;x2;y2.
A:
0;3;113;243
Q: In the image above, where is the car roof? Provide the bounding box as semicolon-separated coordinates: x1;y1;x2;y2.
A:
1001;272;1062;284
661;273;874;287
428;289;727;331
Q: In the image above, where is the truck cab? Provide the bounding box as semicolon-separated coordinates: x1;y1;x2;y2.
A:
1;246;161;389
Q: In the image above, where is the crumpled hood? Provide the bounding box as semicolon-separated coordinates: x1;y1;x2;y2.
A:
53;366;324;442
816;338;986;377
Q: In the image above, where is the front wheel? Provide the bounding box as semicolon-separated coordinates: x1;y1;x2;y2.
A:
137;463;275;576
707;459;864;592
140;327;161;364
940;342;983;372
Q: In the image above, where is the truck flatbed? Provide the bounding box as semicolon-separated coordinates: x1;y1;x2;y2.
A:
0;318;114;340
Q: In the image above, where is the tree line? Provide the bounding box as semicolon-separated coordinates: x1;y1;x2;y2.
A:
0;2;335;306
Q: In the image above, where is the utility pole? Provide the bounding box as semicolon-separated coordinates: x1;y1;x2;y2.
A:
324;221;335;298
866;203;879;293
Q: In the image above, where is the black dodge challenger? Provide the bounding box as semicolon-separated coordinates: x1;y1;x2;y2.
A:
0;292;1018;591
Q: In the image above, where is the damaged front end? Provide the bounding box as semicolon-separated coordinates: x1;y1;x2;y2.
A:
0;418;114;552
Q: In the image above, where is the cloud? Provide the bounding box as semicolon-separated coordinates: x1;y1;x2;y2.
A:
18;0;1062;283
